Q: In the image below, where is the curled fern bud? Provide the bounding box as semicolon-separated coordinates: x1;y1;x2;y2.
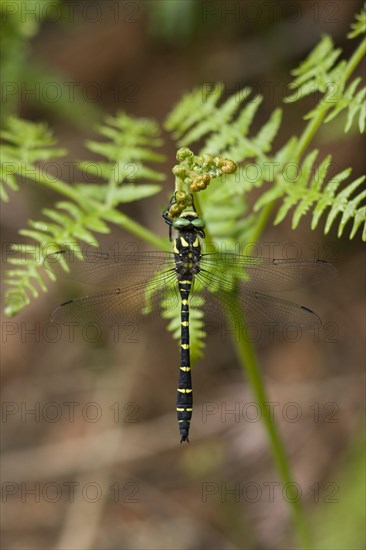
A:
190;174;211;192
221;159;237;174
202;153;213;167
169;203;182;217
167;190;193;219
173;165;187;178
175;190;187;203
176;147;194;162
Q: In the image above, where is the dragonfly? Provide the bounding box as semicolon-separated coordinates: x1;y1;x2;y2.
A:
46;193;336;443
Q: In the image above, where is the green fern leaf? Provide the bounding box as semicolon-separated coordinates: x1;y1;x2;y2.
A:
0;159;18;202
289;153;330;227
174;88;247;147
0;116;66;202
311;168;351;229
166;84;274;165
4;259;50;317
19;229;48;243
165;83;224;139
309;154;332;192
109;185;161;203
271;149;319;224
338;187;366;237
347;8;366;39
166;83;285;245
324;77;360;122
285;36;343;102
3;112;167;316
324;176;366;235
290;35;335;81
0;116;66;160
350;206;366;239
323;77;366;133
345;86;366;132
273;137;298;166
253;109;282;155
4;289;30;317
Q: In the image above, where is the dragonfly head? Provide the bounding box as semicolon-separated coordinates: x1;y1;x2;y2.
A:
172;212;206;238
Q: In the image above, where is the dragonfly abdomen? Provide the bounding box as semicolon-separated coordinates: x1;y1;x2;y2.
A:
177;279;193;442
174;232;201;442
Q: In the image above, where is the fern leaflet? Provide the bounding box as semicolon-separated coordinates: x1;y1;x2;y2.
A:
2;113;166;316
255;149;366;240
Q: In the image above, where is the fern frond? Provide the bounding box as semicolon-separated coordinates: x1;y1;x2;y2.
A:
168;84;246;145
0;158;18;202
347;8;366;39
285;36;343;102
165;83;225;139
166;84;282;164
0;116;67;161
255;150;366;240
166;84;284;245
87;113;164;162
199;172;249;245
3;113;167;316
321;175;366;238
202;103;282;243
5;201;109;316
323;77;366;133
202;93;263;158
81;112;165;206
0;117;66;201
285;10;366;133
4;242;60;316
344;84;366;133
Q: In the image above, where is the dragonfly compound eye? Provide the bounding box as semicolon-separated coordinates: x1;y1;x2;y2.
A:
173;217;190;229
191;218;205;229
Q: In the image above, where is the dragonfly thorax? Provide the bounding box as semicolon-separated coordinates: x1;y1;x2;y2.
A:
173;229;202;278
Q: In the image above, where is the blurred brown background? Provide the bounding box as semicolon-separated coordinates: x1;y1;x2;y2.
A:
1;1;365;549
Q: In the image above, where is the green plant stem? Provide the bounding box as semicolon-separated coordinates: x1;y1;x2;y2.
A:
343;38;366;81
225;298;313;548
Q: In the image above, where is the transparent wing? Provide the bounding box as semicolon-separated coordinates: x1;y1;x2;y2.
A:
44;248;175;288
194;268;323;330
201;254;336;292
50;270;179;327
47;248;334;331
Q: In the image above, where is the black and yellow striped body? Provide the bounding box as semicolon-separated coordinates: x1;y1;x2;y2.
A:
173;230;201;442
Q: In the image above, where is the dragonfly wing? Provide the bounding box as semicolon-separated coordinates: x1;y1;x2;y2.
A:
235;289;321;329
195;270;322;330
44;248;175;288
201;254;336;292
50;271;179;328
